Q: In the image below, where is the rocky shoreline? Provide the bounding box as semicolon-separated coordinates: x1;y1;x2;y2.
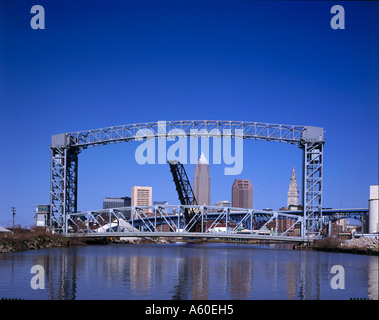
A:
295;237;379;255
340;236;378;250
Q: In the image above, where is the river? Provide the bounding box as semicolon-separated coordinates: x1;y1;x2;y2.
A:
0;242;377;300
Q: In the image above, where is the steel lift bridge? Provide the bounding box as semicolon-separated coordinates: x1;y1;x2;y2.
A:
50;120;325;241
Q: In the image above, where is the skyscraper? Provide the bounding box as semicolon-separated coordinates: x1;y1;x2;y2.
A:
287;167;299;208
232;179;253;209
193;152;211;205
131;186;152;216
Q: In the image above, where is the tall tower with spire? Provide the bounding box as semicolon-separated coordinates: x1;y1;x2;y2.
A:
193;152;211;205
287;167;299;209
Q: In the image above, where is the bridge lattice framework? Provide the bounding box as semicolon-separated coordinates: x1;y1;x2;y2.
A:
50;120;325;240
67;204;304;241
66;205;368;241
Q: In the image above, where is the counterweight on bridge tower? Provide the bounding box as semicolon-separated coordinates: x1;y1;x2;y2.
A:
168;160;200;231
168;160;197;206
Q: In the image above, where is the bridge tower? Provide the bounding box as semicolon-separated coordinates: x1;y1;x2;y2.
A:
48;120;325;239
50;134;79;233
168;160;200;231
300;126;325;239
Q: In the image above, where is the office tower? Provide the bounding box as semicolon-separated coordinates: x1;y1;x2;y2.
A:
232;179;253;209
193;152;211;205
103;196;131;209
131;186;152;208
287;167;299;209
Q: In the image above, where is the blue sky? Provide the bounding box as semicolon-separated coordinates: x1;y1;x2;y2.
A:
0;0;378;227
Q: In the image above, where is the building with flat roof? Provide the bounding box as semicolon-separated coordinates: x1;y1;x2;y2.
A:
35;204;50;227
232;179;253;209
103;196;131;209
214;200;231;208
131;186;152;217
131;186;152;207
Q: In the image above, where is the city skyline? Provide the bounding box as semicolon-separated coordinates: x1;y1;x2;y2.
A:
1;1;378;227
101;166;296;211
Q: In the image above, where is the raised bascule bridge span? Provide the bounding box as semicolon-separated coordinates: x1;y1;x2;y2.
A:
50;120;325;242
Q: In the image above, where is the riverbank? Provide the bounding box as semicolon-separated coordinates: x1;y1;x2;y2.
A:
0;228;174;253
2;228;378;255
0;235;97;253
0;229;114;253
294;237;379;255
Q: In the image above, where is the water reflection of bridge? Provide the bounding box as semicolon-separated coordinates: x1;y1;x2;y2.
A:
31;243;377;300
65;205;369;242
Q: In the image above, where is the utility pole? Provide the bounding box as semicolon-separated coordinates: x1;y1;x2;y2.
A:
11;207;15;232
361;216;364;237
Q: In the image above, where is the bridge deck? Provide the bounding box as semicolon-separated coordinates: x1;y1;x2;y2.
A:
65;231;305;242
64;205;369;242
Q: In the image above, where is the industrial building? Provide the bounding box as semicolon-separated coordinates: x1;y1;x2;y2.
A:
369;185;379;234
35;204;50;228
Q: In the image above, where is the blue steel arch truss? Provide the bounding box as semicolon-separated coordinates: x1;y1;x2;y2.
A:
50;120;325;240
284;208;369;231
321;208;369;231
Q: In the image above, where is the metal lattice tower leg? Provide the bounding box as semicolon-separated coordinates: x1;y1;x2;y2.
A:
301;140;324;240
50;146;78;233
